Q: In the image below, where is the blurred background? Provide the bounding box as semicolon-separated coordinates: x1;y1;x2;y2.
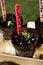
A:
0;0;39;25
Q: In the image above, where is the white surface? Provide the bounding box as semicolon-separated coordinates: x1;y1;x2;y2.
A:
0;32;16;55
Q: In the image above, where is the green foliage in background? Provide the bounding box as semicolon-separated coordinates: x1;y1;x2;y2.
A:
0;0;39;25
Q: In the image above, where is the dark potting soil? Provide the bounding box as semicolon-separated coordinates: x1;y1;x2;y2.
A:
0;14;23;29
0;14;16;28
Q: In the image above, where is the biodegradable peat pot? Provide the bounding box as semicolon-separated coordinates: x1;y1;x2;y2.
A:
12;27;39;58
0;14;23;40
35;17;43;42
0;14;16;40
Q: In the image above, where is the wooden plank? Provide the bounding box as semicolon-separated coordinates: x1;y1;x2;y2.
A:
0;54;43;65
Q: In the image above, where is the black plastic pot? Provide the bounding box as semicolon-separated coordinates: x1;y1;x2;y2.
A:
35;17;43;43
12;27;39;58
0;14;23;40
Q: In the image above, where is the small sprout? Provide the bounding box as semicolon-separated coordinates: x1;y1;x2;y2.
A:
22;31;27;36
8;21;12;27
22;31;30;38
27;33;30;38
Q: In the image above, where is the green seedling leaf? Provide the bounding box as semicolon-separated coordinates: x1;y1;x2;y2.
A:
22;31;30;37
27;33;30;38
8;21;12;27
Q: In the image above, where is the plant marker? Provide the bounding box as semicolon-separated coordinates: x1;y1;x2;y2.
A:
39;0;43;22
15;4;22;35
0;0;6;21
0;0;1;3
